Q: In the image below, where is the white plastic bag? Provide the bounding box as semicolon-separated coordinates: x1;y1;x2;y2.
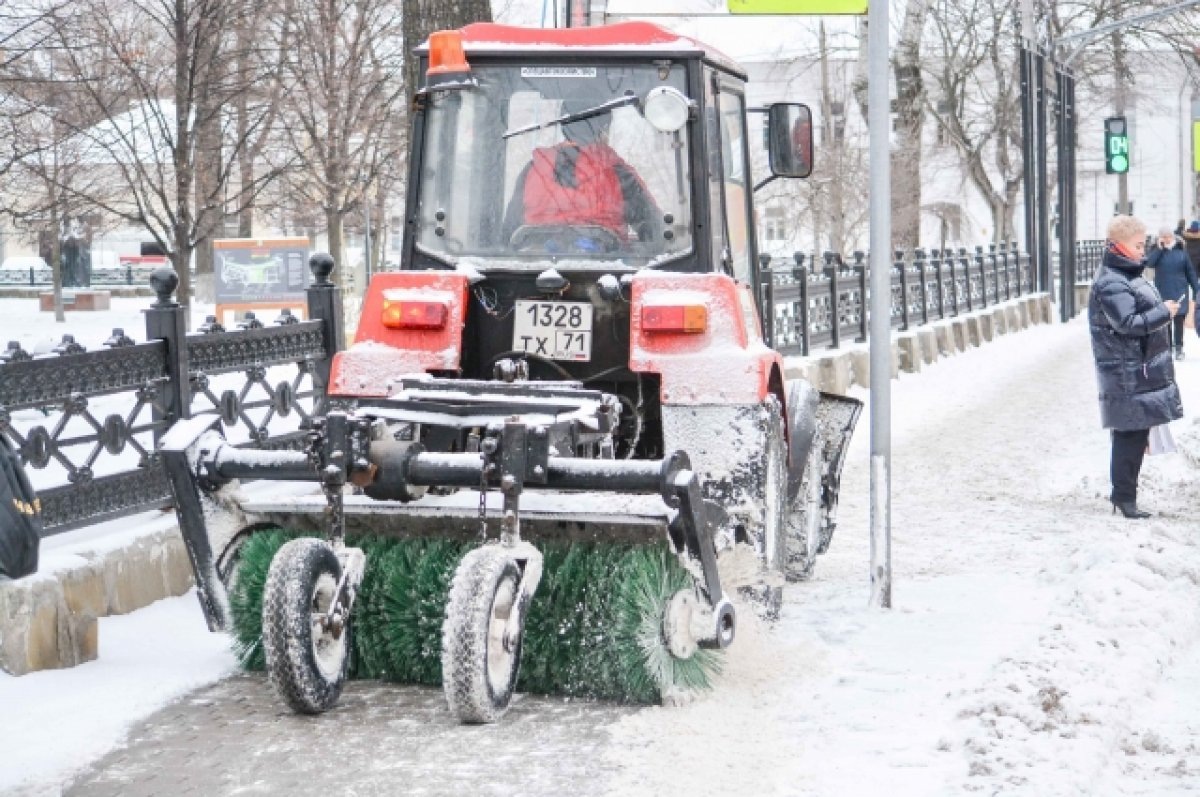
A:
1148;424;1177;456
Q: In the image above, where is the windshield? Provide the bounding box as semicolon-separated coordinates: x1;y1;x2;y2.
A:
415;64;693;268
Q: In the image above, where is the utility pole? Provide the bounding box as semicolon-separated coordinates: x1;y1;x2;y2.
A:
1113;32;1129;215
867;0;891;609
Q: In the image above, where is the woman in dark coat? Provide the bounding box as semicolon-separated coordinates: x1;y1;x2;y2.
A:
1147;226;1200;359
1089;215;1184;518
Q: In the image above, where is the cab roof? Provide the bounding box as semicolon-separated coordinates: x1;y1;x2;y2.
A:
420;22;746;80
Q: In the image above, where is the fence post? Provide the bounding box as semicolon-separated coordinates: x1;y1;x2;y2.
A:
758;253;775;349
306;253;345;398
825;251;840;350
929;248;944;319
993;241;1003;300
987;244;1000;301
957;247;972;312
793;252;810;357
971;247;985;309
144;268;191;444
915;248;928;325
853;251;868;342
1017;241;1027;297
895;249;908;331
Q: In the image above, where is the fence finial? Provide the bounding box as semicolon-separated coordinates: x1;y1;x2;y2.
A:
150;268;179;308
310;253;336;286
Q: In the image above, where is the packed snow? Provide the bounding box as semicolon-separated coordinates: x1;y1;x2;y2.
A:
4;296;1200;794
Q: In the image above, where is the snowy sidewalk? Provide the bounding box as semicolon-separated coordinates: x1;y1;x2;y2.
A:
603;315;1200;796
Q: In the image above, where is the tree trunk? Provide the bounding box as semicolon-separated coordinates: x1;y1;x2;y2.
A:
173;0;194;316
401;0;493;97
235;6;257;239
50;201;64;323
326;208;346;288
372;186;387;271
891;0;927;249
194;104;221;303
818;23;846;253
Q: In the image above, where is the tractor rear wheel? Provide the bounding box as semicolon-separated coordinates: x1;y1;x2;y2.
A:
441;546;523;724
262;538;350;714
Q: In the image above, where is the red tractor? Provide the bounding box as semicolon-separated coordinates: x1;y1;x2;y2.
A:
162;22;859;724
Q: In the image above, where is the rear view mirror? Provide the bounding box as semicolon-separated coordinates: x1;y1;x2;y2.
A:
767;103;813;179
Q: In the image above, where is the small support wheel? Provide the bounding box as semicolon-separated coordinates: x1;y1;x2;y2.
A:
441;546;523;724
262;538;350;714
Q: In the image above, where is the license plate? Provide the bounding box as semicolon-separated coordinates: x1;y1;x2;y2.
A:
513;300;593;361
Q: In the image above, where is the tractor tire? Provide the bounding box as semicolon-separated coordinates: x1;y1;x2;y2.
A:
261;538;350;715
441;546;523;724
786;426;823;582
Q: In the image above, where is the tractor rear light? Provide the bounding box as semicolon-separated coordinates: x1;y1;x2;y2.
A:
641;304;707;333
382;299;448;330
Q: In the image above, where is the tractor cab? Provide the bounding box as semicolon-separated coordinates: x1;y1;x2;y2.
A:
402;22;811;319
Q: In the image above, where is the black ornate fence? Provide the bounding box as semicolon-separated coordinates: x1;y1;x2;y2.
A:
1074;239;1105;281
762;242;1036;356
0;264;163;287
0;255;344;537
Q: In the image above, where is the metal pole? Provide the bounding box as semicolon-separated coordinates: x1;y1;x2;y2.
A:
868;0;891;610
1020;46;1039;290
1057;65;1070;322
1070;73;1079;311
1036;51;1051;295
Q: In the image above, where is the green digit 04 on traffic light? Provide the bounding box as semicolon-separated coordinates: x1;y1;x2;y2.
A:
1105;116;1129;174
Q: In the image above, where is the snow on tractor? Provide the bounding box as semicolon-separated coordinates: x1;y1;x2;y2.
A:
160;22;860;723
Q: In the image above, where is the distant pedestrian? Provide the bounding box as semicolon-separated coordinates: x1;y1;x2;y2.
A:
1147;226;1200;359
1088;215;1184;519
1183;220;1200;269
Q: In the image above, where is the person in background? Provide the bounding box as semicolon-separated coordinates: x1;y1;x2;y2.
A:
1089;215;1184;519
1147;225;1200;359
1183;220;1200;339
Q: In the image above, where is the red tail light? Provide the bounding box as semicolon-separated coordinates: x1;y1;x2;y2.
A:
382;299;448;330
641;304;708;333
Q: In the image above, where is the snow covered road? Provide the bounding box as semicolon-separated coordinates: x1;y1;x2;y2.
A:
8;312;1200;796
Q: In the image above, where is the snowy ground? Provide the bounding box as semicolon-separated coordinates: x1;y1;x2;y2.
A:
5;302;1200;795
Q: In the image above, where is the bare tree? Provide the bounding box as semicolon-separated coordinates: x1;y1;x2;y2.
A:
16;0;290;322
925;0;1024;242
892;0;928;249
273;0;408;291
0;3;103;318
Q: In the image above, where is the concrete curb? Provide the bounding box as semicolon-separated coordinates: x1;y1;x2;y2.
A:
784;293;1055;395
0;517;192;676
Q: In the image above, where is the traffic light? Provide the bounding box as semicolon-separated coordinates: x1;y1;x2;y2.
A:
1105;116;1130;174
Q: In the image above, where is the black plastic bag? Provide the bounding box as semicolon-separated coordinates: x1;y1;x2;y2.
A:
0;434;41;579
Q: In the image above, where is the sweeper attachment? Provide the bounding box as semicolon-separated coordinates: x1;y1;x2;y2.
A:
158;21;864;723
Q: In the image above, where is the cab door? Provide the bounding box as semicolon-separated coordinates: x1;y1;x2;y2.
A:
705;70;767;343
